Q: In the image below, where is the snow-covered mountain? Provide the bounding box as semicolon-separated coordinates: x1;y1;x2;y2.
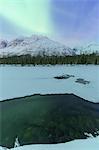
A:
0;35;75;57
77;43;99;54
83;43;99;52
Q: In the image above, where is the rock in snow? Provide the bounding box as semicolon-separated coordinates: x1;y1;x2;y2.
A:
0;40;8;49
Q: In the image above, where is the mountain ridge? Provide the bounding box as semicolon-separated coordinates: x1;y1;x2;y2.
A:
0;35;75;57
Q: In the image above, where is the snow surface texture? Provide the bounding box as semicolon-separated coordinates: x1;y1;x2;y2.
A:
0;65;99;102
0;35;74;56
0;136;99;150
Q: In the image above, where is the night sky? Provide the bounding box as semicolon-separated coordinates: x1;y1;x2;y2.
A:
0;0;99;47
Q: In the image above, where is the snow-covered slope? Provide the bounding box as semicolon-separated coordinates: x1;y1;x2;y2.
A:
0;35;75;56
83;43;99;52
0;136;99;150
78;43;99;54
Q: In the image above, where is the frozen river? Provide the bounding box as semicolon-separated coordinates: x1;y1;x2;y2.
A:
0;65;99;102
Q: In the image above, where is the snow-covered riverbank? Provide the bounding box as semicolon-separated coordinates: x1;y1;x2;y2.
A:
0;136;99;150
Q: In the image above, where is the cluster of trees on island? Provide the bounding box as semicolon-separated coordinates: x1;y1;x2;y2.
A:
0;52;99;65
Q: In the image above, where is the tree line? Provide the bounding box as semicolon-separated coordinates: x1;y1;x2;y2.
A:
0;53;99;65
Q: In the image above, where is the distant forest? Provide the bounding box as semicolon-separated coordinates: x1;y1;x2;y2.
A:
0;53;99;65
